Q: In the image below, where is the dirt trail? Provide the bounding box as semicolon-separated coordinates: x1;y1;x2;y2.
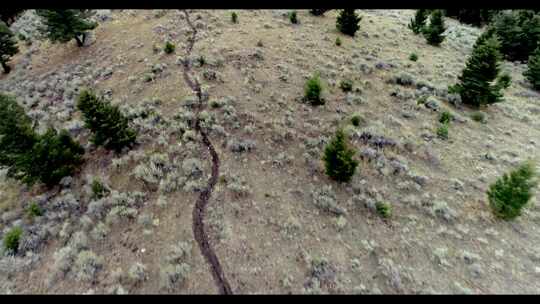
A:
180;9;233;295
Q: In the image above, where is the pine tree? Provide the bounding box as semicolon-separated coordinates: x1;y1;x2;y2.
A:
310;9;329;16
487;162;537;220
0;9;24;26
408;9;429;35
0;93;37;176
36;9;98;47
0;21;19;73
423;10;446;46
77;90;137;153
449;36;511;107
323;129;359;183
336;9;361;37
490;10;540;62
16;128;85;187
524;46;540;90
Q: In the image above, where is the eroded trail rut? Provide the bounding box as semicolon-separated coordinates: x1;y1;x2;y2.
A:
180;10;233;295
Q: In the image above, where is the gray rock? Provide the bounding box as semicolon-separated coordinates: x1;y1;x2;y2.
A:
424;98;440;111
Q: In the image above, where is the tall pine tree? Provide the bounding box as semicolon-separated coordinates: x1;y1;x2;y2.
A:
524;46;540;90
449;36;511;108
77;90;137;153
423;10;446;46
408;9;429;35
0;21;19;73
323;129;359;183
336;9;361;37
36;9;98;47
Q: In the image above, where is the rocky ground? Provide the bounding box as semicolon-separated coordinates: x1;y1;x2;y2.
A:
0;9;540;294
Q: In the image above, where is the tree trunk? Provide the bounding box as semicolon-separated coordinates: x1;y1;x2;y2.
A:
74;35;83;47
1;61;10;74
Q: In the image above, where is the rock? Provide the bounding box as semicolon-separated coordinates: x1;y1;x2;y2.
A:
431;200;458;222
461;250;481;265
424;98;440;111
60;176;73;188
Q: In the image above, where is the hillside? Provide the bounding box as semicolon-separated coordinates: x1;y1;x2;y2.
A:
0;9;540;294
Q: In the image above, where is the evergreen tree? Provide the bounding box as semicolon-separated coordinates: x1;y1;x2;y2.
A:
310;9;329;16
0;93;37;176
15;128;85;187
490;10;540;62
408;9;429;35
487;162;537;220
0;21;19;73
77;90;137;153
36;9;98;47
524;46;540;90
449;36;511;107
336;9;361;37
323;129;359;183
423;10;446;46
0;9;24;26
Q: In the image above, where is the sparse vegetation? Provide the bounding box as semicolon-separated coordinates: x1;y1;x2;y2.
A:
409;53;418;61
26;202;44;218
436;123;449;140
231;12;238;23
471;111;486;123
3;226;22;253
350;114;363;127
77;90;137;153
304;73;324;105
36;9;98;47
487;162;538;220
289;11;298;24
375;201;392;218
339;79;353;92
323;129;358;183
335;37;341;46
336;9;361;37
164;41;175;54
91;178;109;200
439;111;453;124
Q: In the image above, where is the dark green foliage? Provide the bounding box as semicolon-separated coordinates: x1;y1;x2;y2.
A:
339;79;353;92
289;11;298;24
0;21;19;74
524;46;540;90
323;129;359;183
444;9;499;27
439;111;453;124
3;226;22;253
304;73;324;105
409;53;418;61
310;9;329;16
375;201;392;218
423;10;446;46
449;36;511;108
436;123;449;140
231;12;238;23
91;178;109;200
0;93;84;188
0;93;37;176
0;9;25;26
26;202;44;218
489;10;540;62
335;37;341;46
15;128;84;187
164;41;175;54
197;55;206;66
336;9;361;37
350;114;364;127
487;162;538;220
77;90;137;153
408;9;429;34
35;9;98;47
